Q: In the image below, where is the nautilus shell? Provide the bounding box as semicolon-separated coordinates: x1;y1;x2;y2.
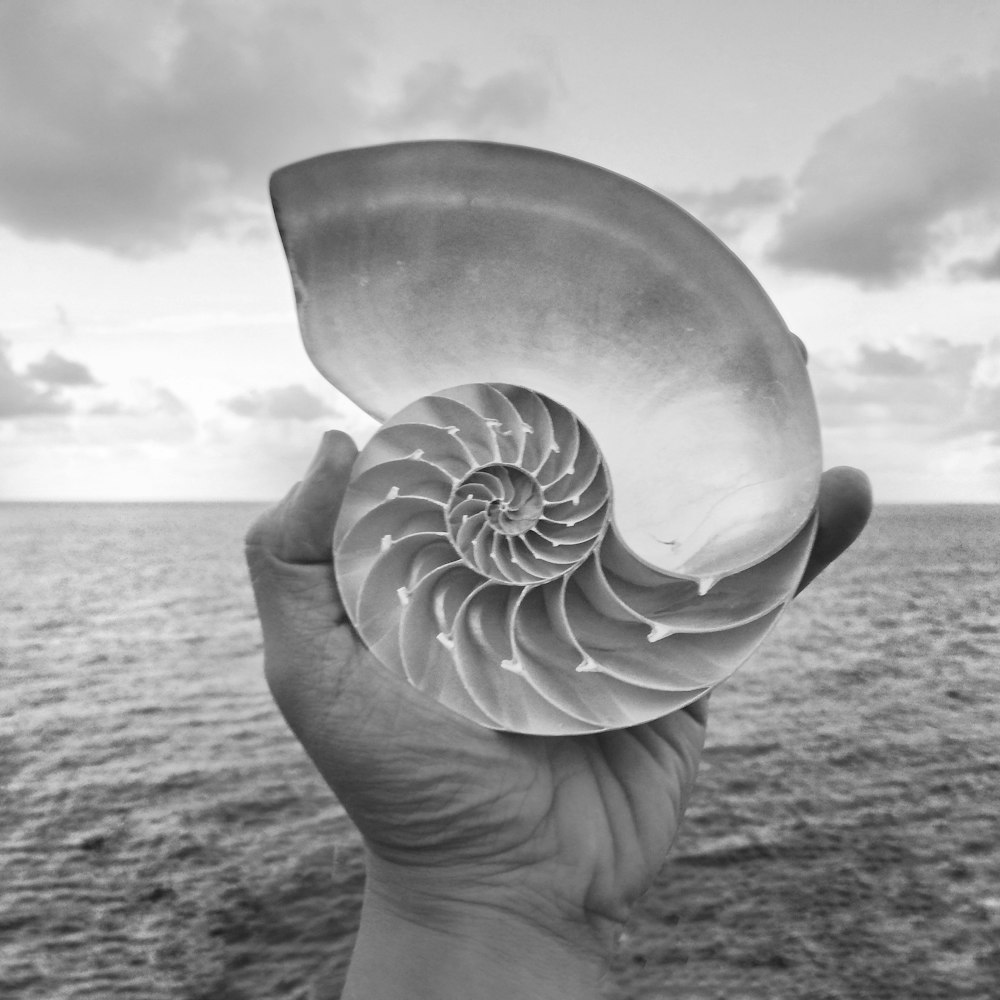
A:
271;140;823;735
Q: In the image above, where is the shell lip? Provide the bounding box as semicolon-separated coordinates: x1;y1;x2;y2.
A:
268;138;802;422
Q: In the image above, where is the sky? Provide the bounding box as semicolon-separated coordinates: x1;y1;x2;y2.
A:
1;0;999;503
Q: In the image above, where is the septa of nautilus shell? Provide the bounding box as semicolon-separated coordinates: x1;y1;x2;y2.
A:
330;383;817;735
271;140;822;579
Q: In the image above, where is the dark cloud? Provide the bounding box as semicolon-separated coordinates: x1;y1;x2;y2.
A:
669;176;787;240
0;340;69;418
226;384;335;421
26;350;98;386
0;0;371;254
770;68;1000;285
0;340;190;425
951;244;1000;281
377;60;553;134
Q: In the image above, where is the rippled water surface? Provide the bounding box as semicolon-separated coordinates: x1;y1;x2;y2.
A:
2;503;998;998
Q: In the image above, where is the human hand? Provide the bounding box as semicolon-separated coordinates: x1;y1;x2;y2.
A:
245;431;871;998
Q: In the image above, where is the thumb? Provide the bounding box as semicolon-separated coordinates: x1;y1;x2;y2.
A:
244;431;359;695
244;429;359;566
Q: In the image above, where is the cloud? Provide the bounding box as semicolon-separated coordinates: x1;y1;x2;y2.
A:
88;384;189;418
25;350;98;386
0;332;205;436
771;68;1000;284
812;338;997;438
376;59;553;134
2;407;323;500
669;176;786;240
0;339;70;417
951;244;1000;281
812;337;1000;500
852;344;926;378
0;0;371;254
225;384;336;421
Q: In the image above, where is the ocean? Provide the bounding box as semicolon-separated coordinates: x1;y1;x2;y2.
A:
1;502;998;999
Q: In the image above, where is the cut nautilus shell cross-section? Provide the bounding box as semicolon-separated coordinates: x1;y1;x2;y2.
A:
271;140;823;735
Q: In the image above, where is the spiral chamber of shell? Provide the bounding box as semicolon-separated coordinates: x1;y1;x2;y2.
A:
334;382;816;735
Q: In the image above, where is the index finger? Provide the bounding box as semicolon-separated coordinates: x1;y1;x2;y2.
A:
796;466;873;594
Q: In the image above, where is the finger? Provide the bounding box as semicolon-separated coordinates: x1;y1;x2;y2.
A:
277;429;359;563
796;466;872;593
245;430;359;565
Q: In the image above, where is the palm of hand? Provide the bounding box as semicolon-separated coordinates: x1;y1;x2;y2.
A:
255;538;705;937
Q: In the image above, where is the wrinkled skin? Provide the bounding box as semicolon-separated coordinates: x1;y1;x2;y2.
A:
245;430;871;955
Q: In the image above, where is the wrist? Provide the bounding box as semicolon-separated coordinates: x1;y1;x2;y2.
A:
341;849;613;1000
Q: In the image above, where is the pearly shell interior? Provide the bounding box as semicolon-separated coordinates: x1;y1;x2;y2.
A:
271;141;823;734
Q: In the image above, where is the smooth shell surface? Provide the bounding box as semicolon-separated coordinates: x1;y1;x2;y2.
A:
271;141;823;733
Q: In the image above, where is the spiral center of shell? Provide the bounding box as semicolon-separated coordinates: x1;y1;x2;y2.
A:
444;455;608;585
482;467;544;536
